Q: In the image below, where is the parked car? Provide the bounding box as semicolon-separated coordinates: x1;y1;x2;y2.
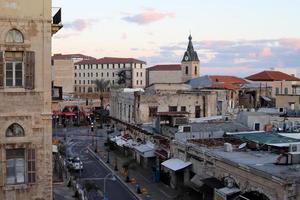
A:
66;156;83;171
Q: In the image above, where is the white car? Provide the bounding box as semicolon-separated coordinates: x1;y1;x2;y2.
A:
69;157;83;171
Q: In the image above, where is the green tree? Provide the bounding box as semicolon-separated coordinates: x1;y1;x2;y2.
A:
93;79;110;108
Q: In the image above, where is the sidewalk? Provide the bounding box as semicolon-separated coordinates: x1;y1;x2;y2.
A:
96;148;179;200
53;171;76;200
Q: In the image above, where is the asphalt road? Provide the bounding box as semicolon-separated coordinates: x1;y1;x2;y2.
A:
55;127;138;200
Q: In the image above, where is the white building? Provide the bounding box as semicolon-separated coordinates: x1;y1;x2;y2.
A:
74;57;146;93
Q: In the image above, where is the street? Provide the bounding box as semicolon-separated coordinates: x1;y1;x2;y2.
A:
54;127;138;200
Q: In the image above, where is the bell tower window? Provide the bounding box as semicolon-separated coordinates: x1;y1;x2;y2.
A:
194;66;197;75
185;66;188;75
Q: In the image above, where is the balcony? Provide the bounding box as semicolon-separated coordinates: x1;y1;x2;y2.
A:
52;7;63;35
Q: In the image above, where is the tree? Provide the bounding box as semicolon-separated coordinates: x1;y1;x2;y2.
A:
93;79;110;108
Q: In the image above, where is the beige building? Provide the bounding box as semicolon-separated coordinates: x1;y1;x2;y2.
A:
146;64;182;86
51;59;74;94
275;94;300;110
245;70;300;97
74;57;146;94
147;35;200;86
110;83;218;124
0;1;61;200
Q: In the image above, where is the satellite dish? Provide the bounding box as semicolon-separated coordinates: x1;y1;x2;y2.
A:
238;143;247;149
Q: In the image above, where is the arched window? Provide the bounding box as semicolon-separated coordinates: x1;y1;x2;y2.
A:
6;29;24;43
185;66;189;75
6;123;25;137
194;66;197;75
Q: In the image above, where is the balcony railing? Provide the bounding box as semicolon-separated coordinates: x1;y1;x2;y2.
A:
52;7;63;35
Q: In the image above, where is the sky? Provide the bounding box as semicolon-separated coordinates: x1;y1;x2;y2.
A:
52;0;300;77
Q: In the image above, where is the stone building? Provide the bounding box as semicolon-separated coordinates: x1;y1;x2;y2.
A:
0;1;61;200
74;57;146;94
51;59;74;95
110;83;218;124
146;35;200;86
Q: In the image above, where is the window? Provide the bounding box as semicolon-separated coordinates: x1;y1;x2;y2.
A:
79;80;81;84
195;106;201;118
88;80;90;84
83;73;85;77
275;87;279;95
79;73;81;77
6;29;24;43
74;80;77;84
83;80;85;84
5;62;23;87
87;73;90;77
194;66;197;75
112;80;115;85
254;123;260;131
136;80;139;85
75;66;77;70
149;107;158;117
107;72;109;77
91;73;93;78
284;88;288;94
6;149;25;185
185;66;188;75
140;80;142;85
136;72;139;77
101;72;103;77
140;72;143;77
96;73;98;77
6;123;25;137
181;106;186;112
75;73;77;77
27;149;36;184
112;72;115;77
169;106;177;112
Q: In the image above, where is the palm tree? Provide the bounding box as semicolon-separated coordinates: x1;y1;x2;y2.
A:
93;79;110;108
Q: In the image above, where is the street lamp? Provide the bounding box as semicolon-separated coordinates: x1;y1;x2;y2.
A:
103;173;116;200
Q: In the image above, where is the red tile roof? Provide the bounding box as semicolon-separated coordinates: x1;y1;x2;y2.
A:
209;75;247;84
208;83;240;90
52;53;96;60
245;70;300;81
75;57;146;65
147;64;181;71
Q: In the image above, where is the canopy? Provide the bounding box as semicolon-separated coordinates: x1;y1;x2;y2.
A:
161;158;191;171
134;144;155;157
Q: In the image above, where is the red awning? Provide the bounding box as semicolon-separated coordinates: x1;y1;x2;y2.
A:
63;112;76;116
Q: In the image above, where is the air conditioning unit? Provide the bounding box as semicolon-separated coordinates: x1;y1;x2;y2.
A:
289;143;300;152
178;125;191;133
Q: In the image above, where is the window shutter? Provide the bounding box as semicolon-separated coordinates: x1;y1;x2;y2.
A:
0;51;4;88
25;51;35;90
27;148;36;184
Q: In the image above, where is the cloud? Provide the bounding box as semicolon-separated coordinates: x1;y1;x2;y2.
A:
260;47;272;57
64;19;99;31
141;38;300;76
122;9;175;25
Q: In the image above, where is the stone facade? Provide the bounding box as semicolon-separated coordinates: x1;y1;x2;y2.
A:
110;83;218;124
0;1;57;199
52;59;74;94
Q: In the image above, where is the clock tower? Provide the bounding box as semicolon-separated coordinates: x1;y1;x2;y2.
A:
181;34;200;82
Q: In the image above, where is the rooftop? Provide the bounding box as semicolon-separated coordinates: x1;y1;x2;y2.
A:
245;70;300;81
147;64;181;71
75;57;146;65
52;53;96;60
209;75;247;84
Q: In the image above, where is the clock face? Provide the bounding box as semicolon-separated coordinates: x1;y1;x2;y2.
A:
185;56;189;61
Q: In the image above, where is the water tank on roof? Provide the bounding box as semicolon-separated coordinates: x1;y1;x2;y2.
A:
224;143;233;152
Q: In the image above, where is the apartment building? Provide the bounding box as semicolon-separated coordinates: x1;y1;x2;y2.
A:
74;57;146;94
0;1;61;199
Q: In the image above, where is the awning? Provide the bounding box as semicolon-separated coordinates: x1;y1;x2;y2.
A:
161;158;192;171
260;96;271;102
216;187;240;195
134;144;155;157
190;174;211;191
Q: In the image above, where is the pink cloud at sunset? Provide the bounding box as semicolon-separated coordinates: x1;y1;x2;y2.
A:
260;47;272;57
122;9;175;25
64;19;99;31
280;38;300;49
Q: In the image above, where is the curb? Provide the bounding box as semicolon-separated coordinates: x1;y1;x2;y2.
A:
87;146;142;200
